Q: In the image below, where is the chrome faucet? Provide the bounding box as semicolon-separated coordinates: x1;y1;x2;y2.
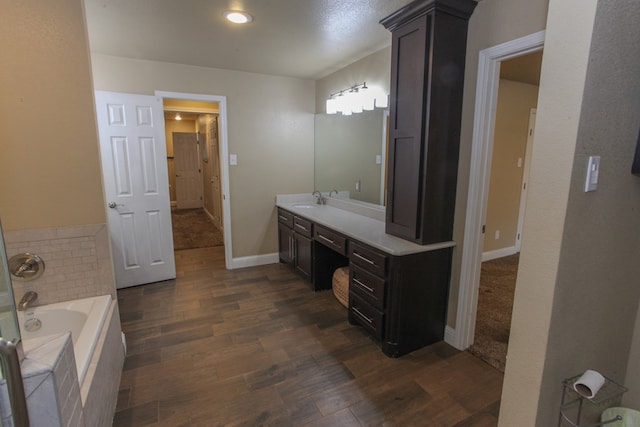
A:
18;291;38;311
312;190;326;205
329;189;338;198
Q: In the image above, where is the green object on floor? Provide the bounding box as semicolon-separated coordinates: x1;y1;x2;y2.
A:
602;407;640;427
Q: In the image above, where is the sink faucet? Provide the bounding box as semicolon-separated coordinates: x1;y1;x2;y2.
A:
329;189;338;198
18;291;38;311
312;190;326;205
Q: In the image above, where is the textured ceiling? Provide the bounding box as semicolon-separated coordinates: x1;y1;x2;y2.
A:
84;0;415;80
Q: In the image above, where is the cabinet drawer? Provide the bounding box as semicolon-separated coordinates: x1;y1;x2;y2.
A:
349;292;384;341
277;208;294;228
349;242;387;277
314;225;347;256
293;216;313;238
350;263;385;310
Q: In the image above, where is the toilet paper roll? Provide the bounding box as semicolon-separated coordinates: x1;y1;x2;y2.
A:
573;369;605;398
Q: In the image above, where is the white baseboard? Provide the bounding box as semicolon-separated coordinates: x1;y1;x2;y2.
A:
229;252;279;269
444;326;460;349
482;246;518;262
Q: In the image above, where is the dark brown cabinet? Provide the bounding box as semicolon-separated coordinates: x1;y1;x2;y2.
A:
292;216;313;280
348;239;452;357
277;206;453;357
277;208;313;281
381;0;477;245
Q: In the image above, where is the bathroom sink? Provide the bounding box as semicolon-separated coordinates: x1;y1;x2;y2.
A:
292;204;318;209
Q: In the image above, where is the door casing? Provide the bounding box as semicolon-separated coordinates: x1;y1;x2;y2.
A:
156;91;233;270
448;31;545;350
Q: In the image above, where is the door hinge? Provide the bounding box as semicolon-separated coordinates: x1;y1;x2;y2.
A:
517;233;521;241
482;225;486;234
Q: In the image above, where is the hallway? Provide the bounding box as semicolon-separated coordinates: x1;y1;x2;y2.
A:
113;246;503;426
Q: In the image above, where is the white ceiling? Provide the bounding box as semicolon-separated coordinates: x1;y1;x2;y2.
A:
84;0;415;80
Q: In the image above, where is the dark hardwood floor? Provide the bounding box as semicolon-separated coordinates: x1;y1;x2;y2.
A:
113;246;503;426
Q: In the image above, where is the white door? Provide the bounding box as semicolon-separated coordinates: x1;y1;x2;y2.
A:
515;108;536;252
173;132;203;209
95;91;176;289
208;116;223;229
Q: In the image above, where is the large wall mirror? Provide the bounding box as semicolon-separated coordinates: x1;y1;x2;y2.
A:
314;109;388;206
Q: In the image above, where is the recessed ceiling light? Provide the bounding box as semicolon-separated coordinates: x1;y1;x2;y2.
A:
223;10;253;24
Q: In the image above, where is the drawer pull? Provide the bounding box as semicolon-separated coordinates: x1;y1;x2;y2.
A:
318;234;335;245
295;223;308;231
278;215;288;221
353;278;374;294
352;307;374;324
353;251;375;266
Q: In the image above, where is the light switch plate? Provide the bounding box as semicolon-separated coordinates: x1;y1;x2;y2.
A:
585;155;600;192
229;154;237;166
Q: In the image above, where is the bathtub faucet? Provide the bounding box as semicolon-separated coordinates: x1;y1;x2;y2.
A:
18;291;38;311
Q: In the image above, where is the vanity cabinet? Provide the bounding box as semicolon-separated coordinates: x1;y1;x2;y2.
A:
277;208;313;281
381;0;477;245
277;206;453;357
348;240;452;357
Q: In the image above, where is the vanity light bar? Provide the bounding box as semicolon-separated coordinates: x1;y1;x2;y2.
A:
326;82;388;115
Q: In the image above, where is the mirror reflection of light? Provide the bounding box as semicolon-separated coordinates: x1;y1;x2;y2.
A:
326;83;388;115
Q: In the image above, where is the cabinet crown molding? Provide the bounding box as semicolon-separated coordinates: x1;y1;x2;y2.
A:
380;0;477;31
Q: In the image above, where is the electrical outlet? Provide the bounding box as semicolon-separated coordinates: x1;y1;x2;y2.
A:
355;180;361;192
494;230;500;240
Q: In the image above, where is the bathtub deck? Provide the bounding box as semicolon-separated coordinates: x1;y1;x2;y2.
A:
113;246;504;426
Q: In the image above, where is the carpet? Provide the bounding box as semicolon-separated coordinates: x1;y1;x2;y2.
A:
468;253;519;372
171;208;224;251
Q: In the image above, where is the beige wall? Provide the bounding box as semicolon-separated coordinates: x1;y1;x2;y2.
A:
0;0;106;231
91;55;315;258
483;79;539;253
501;0;640;424
533;0;640;423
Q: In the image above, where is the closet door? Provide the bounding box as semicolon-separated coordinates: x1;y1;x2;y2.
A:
385;13;430;243
382;0;476;245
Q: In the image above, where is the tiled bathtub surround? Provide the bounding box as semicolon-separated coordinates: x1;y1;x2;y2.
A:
0;300;124;426
0;333;83;427
4;224;115;305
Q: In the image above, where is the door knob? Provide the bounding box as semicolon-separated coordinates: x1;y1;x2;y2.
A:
108;201;117;208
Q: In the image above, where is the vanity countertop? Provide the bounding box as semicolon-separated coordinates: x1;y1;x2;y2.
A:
276;194;455;256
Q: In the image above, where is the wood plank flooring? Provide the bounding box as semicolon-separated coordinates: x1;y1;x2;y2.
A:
113;246;503;426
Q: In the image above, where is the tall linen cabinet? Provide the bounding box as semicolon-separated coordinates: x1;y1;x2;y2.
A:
381;0;477;245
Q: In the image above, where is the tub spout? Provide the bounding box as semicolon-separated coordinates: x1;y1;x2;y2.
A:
18;291;38;311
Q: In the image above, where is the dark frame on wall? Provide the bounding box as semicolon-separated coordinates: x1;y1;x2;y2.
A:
633;127;640;176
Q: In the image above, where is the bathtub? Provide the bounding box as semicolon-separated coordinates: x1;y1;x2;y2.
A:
17;294;112;386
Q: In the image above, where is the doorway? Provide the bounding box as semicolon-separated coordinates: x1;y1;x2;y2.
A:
158;91;233;269
164;105;225;252
469;54;541;370
453;31;545;354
